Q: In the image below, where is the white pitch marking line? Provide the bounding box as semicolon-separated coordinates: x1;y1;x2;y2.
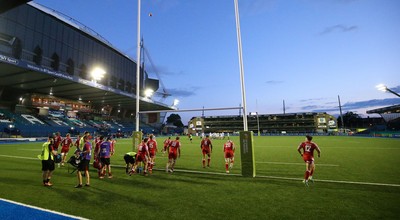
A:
0;154;38;160
256;161;339;167
257;175;400;187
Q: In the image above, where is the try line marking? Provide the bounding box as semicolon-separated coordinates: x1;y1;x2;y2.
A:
256;175;400;187
256;161;339;167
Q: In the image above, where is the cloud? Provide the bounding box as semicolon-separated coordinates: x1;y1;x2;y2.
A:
301;98;400;112
145;65;183;77
389;85;400;93
319;24;358;35
167;87;201;98
265;80;284;85
300;97;327;102
241;0;276;16
150;0;180;12
333;0;358;3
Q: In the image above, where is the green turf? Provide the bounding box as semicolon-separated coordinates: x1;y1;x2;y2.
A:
0;136;399;219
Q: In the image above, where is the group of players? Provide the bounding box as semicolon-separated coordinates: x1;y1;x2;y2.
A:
125;134;236;176
41;130;320;187
40;131;117;188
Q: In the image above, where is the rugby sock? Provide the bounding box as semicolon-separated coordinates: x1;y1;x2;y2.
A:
207;158;210;166
230;161;234;168
225;163;229;171
304;171;310;180
202;159;205;167
310;169;314;176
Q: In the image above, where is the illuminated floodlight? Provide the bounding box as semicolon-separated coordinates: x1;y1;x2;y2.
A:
173;99;180;106
144;89;154;98
91;67;106;81
376;84;387;92
376;84;400;97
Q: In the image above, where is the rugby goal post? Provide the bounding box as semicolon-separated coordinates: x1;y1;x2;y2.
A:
136;106;256;177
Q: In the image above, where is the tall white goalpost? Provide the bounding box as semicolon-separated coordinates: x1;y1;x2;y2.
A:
133;0;256;177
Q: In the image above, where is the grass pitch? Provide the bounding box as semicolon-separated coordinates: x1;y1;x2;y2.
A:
0;135;399;219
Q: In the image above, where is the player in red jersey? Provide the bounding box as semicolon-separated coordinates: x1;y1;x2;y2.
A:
223;138;235;174
200;135;213;168
147;134;158;174
74;135;81;148
60;133;73;167
94;136;104;178
131;137;150;176
162;136;171;155
166;136;181;173
53;132;62;167
54;132;62;152
297;135;321;186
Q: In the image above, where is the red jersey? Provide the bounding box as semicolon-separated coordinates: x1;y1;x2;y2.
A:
169;140;181;154
136;142;149;162
54;135;62;149
94;140;103;158
74;137;80;147
60;137;72;153
223;141;235;153
110;140;116;155
224;141;235;158
137;142;149;156
298;141;319;162
61;137;72;148
148;139;157;153
163;138;171;147
201;138;212;151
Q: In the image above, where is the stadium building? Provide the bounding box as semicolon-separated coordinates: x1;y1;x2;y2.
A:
188;112;337;135
0;1;172;137
367;104;400;131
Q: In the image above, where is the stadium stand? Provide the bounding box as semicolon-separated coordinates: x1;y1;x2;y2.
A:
364;104;400;136
0;2;172;137
188;112;338;135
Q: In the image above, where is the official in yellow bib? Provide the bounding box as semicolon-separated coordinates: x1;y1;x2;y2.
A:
39;135;58;186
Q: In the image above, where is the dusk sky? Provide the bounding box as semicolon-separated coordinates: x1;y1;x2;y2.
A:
33;0;400;124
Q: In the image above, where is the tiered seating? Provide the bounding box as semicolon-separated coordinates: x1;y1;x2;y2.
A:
0;109;164;137
67;118;87;128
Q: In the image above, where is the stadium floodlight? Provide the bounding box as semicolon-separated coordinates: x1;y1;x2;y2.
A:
173;99;180;106
144;88;154;98
91;67;106;82
376;84;400;97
